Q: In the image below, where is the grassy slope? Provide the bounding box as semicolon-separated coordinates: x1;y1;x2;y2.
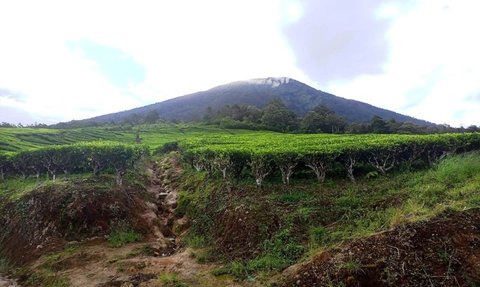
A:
0;124;273;153
0;123;272;199
176;151;480;283
0;127;133;152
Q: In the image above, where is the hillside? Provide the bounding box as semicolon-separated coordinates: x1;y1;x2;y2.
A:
62;77;434;126
2;148;479;286
0;124;267;153
1;126;480;286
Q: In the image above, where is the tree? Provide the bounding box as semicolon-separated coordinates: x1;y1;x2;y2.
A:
396;122;424;134
304;154;337;183
0;153;12;181
342;152;358;183
466;125;480;133
214;153;233;181
29;150;45;179
87;145;108;176
103;144;148;186
55;146;86;176
40;148;62;180
249;155;272;187
274;154;299;185
12;152;33;179
346;123;371;134
261;99;298;132
370;116;390;134
368;149;397;175
0;122;17;128
301;105;346;133
243;106;263;123
135;131;142;144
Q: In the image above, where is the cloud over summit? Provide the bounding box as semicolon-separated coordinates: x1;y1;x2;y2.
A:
0;0;479;127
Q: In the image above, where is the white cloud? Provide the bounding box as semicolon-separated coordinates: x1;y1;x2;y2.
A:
0;1;142;122
1;0;479;127
0;0;312;124
326;0;480;126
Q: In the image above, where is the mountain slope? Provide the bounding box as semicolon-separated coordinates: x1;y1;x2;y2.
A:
69;77;434;126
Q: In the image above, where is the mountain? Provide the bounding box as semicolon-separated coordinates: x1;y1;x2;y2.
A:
60;77;434;126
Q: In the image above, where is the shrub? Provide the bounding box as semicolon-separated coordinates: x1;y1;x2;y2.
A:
309;226;327;245
158;273;188;287
108;227;142;247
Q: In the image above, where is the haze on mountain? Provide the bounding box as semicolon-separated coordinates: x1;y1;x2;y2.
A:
1;1;480;127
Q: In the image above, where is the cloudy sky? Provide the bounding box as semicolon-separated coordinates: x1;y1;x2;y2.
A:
0;0;479;126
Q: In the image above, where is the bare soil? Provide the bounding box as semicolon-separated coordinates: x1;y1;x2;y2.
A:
0;277;19;287
279;208;480;287
0;177;158;265
44;242;250;287
4;155;480;286
20;156;258;286
214;201;282;260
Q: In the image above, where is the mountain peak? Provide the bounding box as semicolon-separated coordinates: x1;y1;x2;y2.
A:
62;77;435;127
244;77;293;88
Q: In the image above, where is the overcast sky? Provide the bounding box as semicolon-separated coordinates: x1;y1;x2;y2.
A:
0;0;479;127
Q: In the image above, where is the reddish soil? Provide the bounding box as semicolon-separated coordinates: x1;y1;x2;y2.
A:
2;155;258;286
0;156;189;267
214;202;281;260
279;208;480;287
0;178;158;265
37;156;255;287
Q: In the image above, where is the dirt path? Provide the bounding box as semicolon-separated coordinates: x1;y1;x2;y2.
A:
27;156;253;287
51;242;248;287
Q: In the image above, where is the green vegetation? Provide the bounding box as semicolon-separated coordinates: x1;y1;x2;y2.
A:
0;173;121;203
0;176;43;201
1;122;480;285
202;100;479;134
0;124;264;153
9;247;74;287
177;151;480;280
181;132;480;185
0;127;133;152
158;273;189;287
3;124;479;189
184;235;207;248
108;227;142;247
300;105;347;133
24;271;70;287
1;141;148;185
340;259;364;274
38;246;79;272
182;131;480;155
0;257;11;274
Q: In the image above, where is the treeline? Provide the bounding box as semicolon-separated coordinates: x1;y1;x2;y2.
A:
180;133;480;186
7;100;479;134
0;122;48;128
0;142;149;185
52;110;163;129
202;99;480;134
